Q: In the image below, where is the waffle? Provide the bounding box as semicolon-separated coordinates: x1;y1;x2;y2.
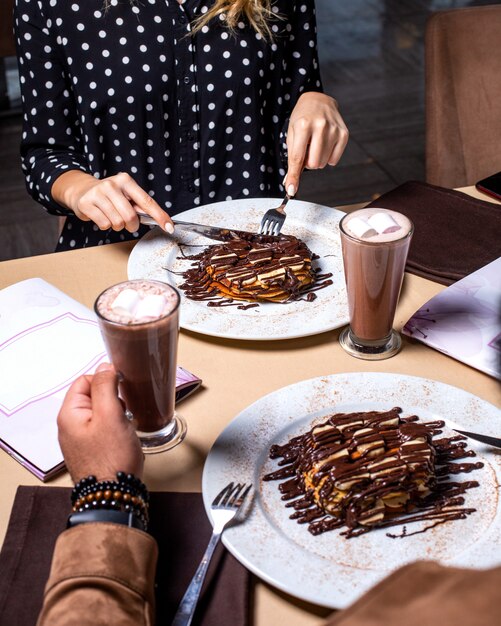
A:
179;232;332;305
264;407;483;538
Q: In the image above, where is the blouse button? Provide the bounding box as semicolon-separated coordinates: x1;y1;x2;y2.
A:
183;76;190;84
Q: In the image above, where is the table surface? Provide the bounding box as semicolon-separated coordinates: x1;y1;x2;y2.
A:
0;186;499;625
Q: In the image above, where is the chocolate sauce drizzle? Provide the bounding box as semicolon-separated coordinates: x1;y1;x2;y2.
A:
177;232;333;307
263;407;483;539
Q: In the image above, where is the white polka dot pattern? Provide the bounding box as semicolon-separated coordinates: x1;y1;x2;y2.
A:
14;0;322;249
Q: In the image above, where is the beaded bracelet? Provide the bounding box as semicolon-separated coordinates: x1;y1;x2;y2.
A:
71;472;149;531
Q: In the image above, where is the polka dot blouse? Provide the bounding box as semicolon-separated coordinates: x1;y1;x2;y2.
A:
14;0;323;250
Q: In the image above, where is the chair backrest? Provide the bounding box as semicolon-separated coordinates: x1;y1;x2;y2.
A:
0;0;15;58
425;6;501;189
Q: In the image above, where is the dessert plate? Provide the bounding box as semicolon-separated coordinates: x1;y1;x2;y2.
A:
202;372;501;609
127;198;349;340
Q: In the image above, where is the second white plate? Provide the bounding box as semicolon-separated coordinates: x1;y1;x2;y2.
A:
202;373;501;609
127;198;349;340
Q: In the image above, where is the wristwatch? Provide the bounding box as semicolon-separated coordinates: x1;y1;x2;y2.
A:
67;509;146;532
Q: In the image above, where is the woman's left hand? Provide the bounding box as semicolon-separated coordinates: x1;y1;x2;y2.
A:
285;92;349;196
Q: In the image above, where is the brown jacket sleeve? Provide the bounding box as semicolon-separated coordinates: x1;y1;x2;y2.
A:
325;560;501;626
36;522;158;626
36;523;501;626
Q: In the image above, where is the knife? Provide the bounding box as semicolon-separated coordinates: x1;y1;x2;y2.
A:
136;212;243;242
451;428;501;450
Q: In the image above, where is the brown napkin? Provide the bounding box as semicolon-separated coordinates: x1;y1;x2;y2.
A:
0;487;250;626
366;181;501;285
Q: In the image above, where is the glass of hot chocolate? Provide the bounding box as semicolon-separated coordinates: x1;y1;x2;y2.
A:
339;208;413;360
94;279;186;453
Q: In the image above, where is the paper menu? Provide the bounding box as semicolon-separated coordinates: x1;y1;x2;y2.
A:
403;257;501;380
0;278;202;481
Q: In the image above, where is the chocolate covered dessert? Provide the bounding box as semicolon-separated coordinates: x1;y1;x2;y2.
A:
177;232;333;307
264;407;483;538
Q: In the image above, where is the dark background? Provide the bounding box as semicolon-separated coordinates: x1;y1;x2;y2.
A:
0;0;498;261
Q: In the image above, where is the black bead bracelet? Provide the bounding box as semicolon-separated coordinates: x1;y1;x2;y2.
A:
70;472;149;531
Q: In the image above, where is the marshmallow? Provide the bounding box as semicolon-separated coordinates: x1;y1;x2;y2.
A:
347;217;377;239
367;212;401;234
134;294;167;320
110;288;141;318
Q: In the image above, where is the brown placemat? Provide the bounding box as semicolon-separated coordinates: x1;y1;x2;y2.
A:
366;181;501;285
0;487;251;626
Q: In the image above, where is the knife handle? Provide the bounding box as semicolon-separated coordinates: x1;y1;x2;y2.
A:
136;211;158;227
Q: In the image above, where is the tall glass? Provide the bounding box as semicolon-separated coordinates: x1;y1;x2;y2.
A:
95;279;186;453
339;208;413;360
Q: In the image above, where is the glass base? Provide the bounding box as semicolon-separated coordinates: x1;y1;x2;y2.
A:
339;327;401;361
136;413;187;454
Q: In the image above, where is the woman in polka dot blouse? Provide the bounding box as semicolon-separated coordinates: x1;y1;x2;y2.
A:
14;0;348;250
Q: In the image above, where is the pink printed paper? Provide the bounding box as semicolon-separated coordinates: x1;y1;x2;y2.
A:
403;258;501;380
0;279;202;480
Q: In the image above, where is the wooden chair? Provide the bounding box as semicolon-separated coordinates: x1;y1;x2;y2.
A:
0;0;15;109
425;6;501;189
0;0;15;58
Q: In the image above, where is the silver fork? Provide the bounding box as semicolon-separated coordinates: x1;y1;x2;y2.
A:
257;194;291;236
171;482;252;626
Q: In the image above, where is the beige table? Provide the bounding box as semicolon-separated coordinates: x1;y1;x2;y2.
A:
0;187;499;625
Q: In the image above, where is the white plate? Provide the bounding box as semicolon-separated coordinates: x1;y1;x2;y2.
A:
128;198;349;340
202;373;501;609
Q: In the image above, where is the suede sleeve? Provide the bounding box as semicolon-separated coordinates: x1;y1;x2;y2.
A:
36;523;158;626
325;561;501;626
35;524;501;626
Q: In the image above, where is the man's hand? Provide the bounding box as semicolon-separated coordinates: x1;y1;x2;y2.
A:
285;92;349;196
52;170;174;234
58;363;143;483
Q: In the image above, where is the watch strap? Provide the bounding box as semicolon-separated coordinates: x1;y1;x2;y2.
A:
67;508;146;532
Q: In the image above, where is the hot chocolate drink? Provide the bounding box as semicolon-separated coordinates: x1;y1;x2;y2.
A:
95;280;181;442
339;208;413;359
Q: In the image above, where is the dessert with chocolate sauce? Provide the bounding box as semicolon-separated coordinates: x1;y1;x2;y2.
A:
264;407;483;538
177;231;333;307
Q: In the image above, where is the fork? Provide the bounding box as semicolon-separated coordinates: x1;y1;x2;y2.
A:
257;194;291;236
171;482;252;626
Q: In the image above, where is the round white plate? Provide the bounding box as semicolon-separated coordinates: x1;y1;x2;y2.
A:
202;373;501;609
127;198;349;340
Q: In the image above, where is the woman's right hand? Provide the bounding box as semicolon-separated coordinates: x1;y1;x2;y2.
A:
52;170;174;233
